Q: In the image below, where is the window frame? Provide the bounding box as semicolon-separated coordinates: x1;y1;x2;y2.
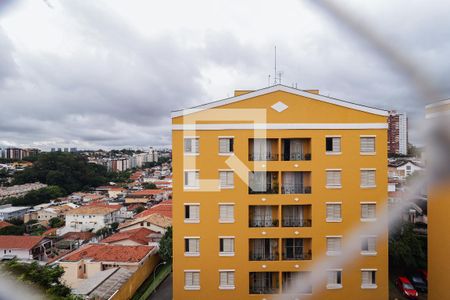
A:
325;136;342;155
184;136;199;156
360;135;376;155
219;269;236;290
326;236;343;256
326;269;343;289
184;237;200;257
360;202;377;222
218;203;235;223
184;170;200;190
219;170;235;189
361;235;377;256
184;270;201;290
360;168;376;188
326;169;342;189
326;202;342;222
361;269;377;289
219;236;235;257
218;136;234;156
184;203;200;224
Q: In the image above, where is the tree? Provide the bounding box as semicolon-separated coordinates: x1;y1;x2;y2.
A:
0;225;25;235
110;222;119;232
159;226;172;262
49;217;65;228
142;182;157;189
8;186;64;206
133;205;145;214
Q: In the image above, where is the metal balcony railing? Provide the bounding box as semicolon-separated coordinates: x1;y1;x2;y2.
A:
282;218;312;227
281;184;311;194
249;252;279;261
250;287;279;294
282;152;312;161
249;153;279;161
249;219;279;227
249;184;279;194
282;252;312;260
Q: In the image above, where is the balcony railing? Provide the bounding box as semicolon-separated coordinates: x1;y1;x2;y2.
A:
249;184;279;194
249;219;279;227
250;287;279;294
249;253;279;261
282;252;312;260
249;153;279;161
281;185;311;194
283;153;312;161
282;218;311;227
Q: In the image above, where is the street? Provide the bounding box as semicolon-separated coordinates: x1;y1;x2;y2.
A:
148;273;172;300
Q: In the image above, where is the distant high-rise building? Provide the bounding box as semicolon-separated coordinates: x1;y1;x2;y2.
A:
51;148;56;152
388;111;408;155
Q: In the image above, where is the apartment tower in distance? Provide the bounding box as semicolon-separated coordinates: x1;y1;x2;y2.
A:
172;85;389;300
388;111;408;156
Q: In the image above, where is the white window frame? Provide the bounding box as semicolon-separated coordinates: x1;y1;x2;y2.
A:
219;269;235;290
326;202;342;223
361;269;377;289
184;237;200;257
326;269;343;289
184;203;200;224
325;136;342;155
218;203;235;223
360;168;376;188
360;202;377;222
184;136;199;156
218;136;234;156
219;170;234;189
184;270;201;290
184;170;200;190
326;169;342;189
360;135;376;155
361;235;377;256
219;236;235;257
326;236;343;256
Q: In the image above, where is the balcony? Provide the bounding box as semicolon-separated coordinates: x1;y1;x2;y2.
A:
282;205;312;227
250;272;279;294
249;239;279;261
249;139;279;161
282;238;312;261
282;272;312;294
248;172;279;194
281;138;311;161
249;206;279;228
281;172;311;194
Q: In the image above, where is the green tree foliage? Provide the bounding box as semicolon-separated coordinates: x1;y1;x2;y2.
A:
49;217;65;228
389;221;427;271
133;205;145;214
7;186;64;206
159;226;172;263
142;182;157;189
12;152;110;194
0;224;25;235
110;222;119;232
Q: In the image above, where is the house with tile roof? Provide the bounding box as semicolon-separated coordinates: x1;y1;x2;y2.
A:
101;227;161;246
134;201;172;219
124;189;169;205
0;235;53;261
118;213;171;234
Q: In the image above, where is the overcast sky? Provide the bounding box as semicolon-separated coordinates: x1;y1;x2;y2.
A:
0;0;449;150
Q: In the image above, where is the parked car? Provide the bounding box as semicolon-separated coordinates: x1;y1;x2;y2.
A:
417;269;427;282
408;273;428;293
395;276;418;299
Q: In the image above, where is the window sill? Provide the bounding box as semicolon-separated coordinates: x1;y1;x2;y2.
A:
360;185;376;189
219;220;235;224
327;284;343;289
184;186;200;190
361;251;377;256
219;286;235;290
219;252;235;257
326;152;342;155
184;220;200;224
184;286;200;291
218;153;234;156
360;152;376;156
326;218;342;223
184;153;199;156
361;284;377;289
360;218;377;222
326;251;342;257
184;252;200;257
326;185;342;189
220;186;234;190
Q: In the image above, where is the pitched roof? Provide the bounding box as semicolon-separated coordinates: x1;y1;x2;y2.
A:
388;159;424;168
0;235;44;249
171;84;389;118
130;189;166;196
66;205;119;215
135;202;172;218
101;228;155;245
62;244;154;263
62;231;95;241
0;221;13;229
119;213;172;230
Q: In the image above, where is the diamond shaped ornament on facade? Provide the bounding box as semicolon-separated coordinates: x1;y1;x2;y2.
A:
271;101;288;112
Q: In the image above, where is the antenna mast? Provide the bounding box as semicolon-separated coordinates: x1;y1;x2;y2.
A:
274;46;277;85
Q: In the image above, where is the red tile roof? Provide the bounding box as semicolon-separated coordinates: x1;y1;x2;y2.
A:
62;244;153;263
0;235;44;250
101;228;155;245
0;221;13;229
134;202;172;218
62;232;95;241
131;189;166;196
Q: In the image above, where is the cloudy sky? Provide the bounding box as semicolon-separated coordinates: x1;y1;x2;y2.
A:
0;0;449;150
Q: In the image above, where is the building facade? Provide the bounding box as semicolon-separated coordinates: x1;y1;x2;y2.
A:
171;85;389;300
388;111;408;156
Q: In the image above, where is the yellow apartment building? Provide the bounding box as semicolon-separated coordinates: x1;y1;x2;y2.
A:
426;99;450;300
171;84;389;300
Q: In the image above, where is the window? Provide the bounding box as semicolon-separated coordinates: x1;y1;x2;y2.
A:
185;271;200;290
184;237;200;256
326;203;342;222
219;204;234;223
361;270;377;288
327;270;343;289
184;137;199;154
219;237;235;256
361;236;377;255
326;170;342;188
219;137;234;154
361;203;376;221
219;171;234;188
361;170;376;188
184;170;199;189
326;237;342;256
184;204;200;223
360;137;376;154
326;137;341;153
219;270;235;289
